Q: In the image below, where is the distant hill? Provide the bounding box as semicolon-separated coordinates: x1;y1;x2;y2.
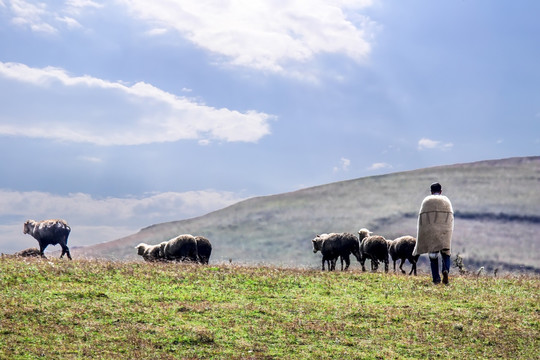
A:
73;156;540;273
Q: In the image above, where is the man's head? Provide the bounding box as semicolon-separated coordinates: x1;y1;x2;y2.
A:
430;182;442;194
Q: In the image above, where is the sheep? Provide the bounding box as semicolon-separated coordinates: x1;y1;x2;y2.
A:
336;232;362;271
195;236;212;264
14;248;42;257
23;219;72;259
161;234;199;263
312;233;339;271
312;232;362;271
357;228;389;272
135;242;167;262
388;236;420;275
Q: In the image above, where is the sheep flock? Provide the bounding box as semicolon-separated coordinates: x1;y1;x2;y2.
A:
313;228;420;275
18;219;418;274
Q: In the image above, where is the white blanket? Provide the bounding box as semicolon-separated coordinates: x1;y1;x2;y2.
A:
412;195;454;256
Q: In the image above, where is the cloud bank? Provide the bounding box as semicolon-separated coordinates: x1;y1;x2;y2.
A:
0;62;273;145
119;0;375;77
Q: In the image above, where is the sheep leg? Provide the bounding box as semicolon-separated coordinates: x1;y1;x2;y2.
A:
408;257;417;276
371;259;379;271
360;257;366;272
39;243;47;258
60;244;72;260
384;259;389;273
393;260;397;273
399;259;406;274
342;255;350;271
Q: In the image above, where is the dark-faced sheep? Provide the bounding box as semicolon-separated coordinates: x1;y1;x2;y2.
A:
312;233;361;271
312;233;339;271
195;236;212;264
23;219;72;259
389;236;420;275
358;228;389;272
161;234;198;262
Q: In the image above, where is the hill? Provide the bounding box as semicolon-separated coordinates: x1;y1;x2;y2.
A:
1;258;538;359
74;156;540;273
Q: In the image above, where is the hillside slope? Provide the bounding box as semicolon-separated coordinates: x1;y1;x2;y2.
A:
74;156;540;272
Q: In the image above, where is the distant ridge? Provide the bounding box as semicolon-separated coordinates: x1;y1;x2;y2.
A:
73;156;540;274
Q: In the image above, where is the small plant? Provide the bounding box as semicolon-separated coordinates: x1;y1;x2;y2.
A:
454;253;468;274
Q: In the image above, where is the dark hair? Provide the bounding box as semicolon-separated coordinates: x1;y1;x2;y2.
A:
430;182;442;193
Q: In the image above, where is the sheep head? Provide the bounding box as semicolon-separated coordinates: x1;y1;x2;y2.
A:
358;228;372;241
23;220;34;234
312;236;324;253
135;243;148;256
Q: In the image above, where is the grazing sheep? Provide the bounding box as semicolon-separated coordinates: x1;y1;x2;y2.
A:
357;228;389;272
14;248;42;257
135;242;166;262
23;219;72;259
195;236;212;264
312;233;361;271
388;236;420;275
161;234;198;262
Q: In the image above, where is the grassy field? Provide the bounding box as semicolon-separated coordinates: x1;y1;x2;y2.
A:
1;257;538;359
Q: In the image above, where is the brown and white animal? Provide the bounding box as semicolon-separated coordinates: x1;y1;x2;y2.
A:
135;242;167;262
312;233;362;271
23;219;72;259
388;236;420;275
195;236;212;264
357;228;389;272
161;234;198;262
14;248;42;257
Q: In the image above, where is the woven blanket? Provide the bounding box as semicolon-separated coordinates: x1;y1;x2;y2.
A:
412;195;454;255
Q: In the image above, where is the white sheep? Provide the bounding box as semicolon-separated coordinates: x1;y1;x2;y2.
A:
135;242;166;262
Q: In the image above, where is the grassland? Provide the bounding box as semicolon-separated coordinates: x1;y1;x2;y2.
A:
1;257;538;359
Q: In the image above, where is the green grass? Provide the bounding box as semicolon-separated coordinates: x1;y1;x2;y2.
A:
1;257;538;359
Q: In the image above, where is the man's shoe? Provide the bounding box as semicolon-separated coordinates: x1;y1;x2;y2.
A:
442;270;449;285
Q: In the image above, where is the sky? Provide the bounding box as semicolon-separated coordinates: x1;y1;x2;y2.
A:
1;0;539;253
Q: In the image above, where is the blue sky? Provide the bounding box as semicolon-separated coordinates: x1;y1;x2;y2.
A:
1;0;539;253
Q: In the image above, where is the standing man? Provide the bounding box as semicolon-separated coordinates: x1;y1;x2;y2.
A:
413;182;454;285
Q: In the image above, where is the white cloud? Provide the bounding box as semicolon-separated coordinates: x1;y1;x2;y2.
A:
9;0;57;33
3;0;101;33
417;138;454;151
118;0;375;77
0;189;247;253
368;162;392;171
333;157;351;172
145;27;168;36
0;61;273;145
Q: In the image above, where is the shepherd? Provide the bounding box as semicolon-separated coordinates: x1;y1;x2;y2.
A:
412;182;454;285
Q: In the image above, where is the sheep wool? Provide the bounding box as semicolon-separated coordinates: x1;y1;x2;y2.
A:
413;195;454;256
